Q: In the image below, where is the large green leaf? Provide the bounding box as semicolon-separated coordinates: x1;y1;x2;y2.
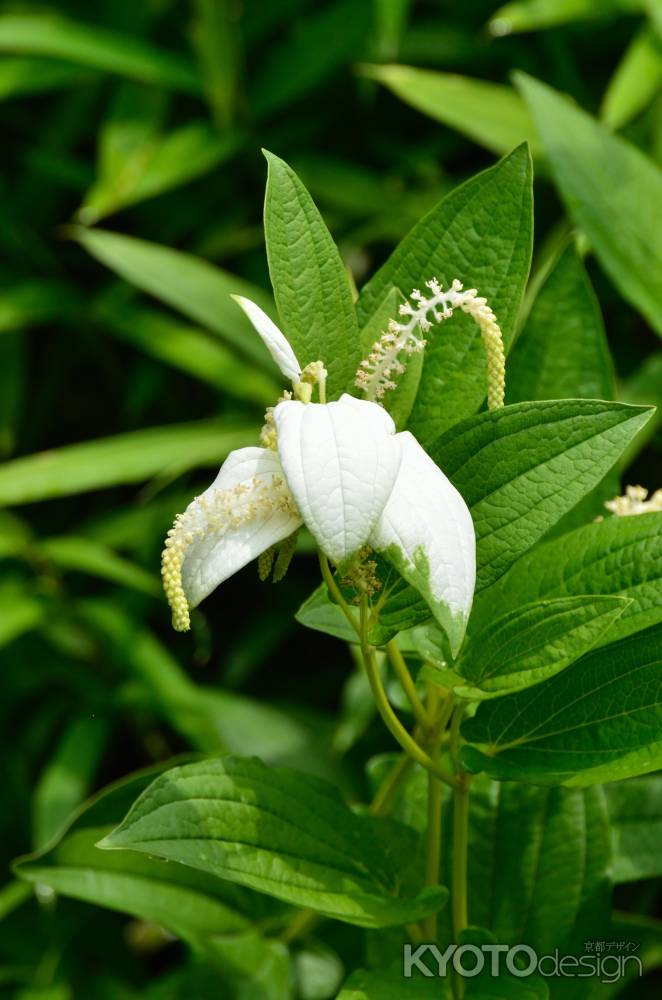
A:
431;399;652;591
605;775;662;882
100;756;448;928
14;766;271;950
517;73;662;338
0;13;201;92
263;151;361;396
472;512;662;646
73;227;277;369
357;145;533;444
507;245;614;403
467;781;610;958
461;623;662;785
0;419;256;504
455;595;629;698
363;64;540;157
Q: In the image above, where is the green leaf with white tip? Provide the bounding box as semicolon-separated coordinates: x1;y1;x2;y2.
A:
461;623;662;786
99;756;448;928
263;151;361;397
357;145;532;444
431;399;653;591
455;595;629;698
517;73;662;339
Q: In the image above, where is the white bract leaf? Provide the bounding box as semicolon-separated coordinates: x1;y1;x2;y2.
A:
274;394;402;567
162;447;302;630
232;294;302;383
370;431;476;655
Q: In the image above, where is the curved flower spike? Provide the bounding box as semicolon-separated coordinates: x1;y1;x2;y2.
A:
162;447;302;631
232;295;302;384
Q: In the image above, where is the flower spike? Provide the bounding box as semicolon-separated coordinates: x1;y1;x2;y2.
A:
355;278;505;410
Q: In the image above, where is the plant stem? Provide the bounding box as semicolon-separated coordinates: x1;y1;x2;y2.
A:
386;639;431;729
361;640;458;789
318;551;358;632
368;752;413;816
423;769;443;939
279;906;318;944
452;773;470;944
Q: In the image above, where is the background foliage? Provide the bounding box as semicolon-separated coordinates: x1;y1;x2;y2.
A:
0;1;661;998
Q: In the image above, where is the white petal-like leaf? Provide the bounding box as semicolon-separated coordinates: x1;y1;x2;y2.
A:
231;295;301;383
181;446;302;608
370;432;475;655
274;395;401;566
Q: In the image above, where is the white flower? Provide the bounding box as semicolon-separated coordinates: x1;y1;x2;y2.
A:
162;299;476;654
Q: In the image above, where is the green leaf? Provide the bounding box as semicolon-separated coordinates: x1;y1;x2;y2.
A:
507;245;614;403
358;145;533;444
99;756;448;927
432;399;652;591
472;512;662;647
601;26;662;129
263;151;361;397
605;775;662;882
38;536;160;595
517;73;662;339
619;350;662;465
0;57;92;100
461;623;662;785
455;595;629;698
72;227;277;369
363;65;540;158
31;716;109;850
14;765;267;948
80;119;239;224
98;301;279;405
0;13;201;93
489;0;641;34
0;418;257;504
461;780;611;960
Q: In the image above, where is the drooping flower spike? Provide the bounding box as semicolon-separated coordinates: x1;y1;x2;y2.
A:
355;278;505;410
162;281;504;654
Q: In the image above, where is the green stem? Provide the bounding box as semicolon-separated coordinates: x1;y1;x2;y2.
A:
318;551;358;633
359;612;457;791
386;639;431;729
449;701;471;999
423;769;443;939
368;753;413;816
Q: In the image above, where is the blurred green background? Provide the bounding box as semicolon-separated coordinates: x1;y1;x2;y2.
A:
0;1;661;997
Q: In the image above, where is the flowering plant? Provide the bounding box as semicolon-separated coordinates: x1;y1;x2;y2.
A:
15;145;661;999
